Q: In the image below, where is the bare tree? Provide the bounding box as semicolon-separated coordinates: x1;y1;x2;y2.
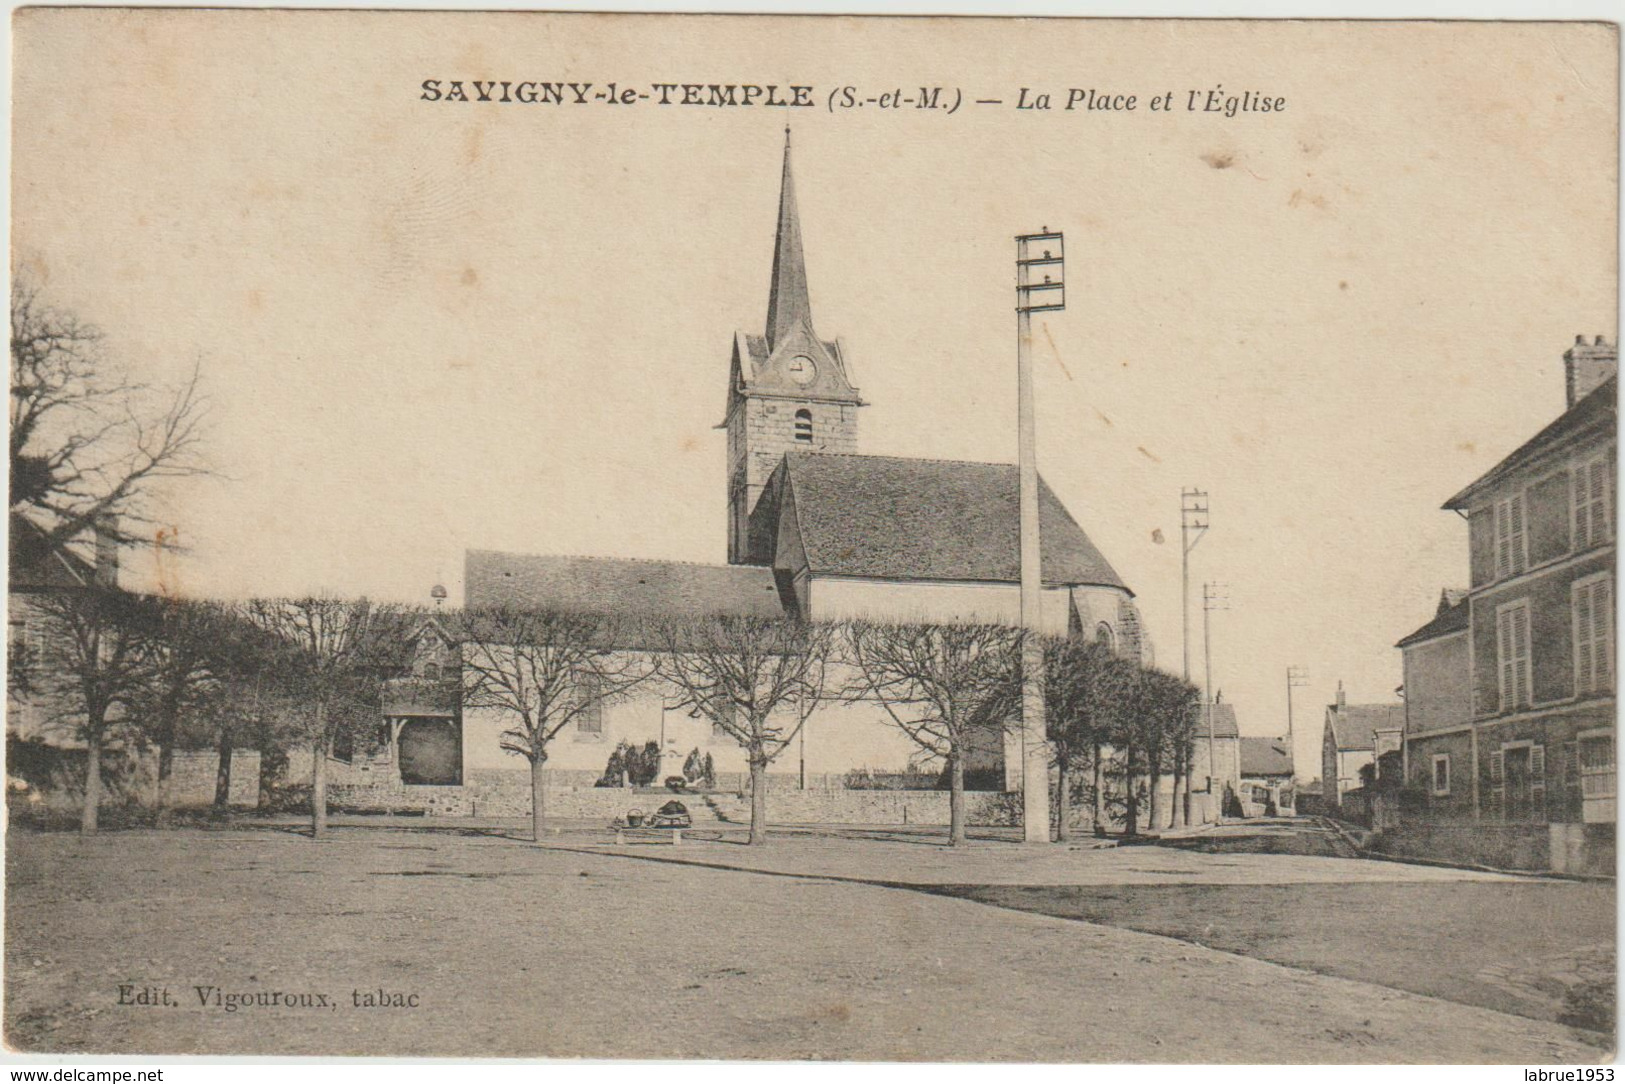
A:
654;616;835;846
1044;636;1136;841
457;605;649;842
30;587;159;835
246;597;393;839
10;277;209;559
126;598;232;823
1139;668;1201;832
843;621;1021;846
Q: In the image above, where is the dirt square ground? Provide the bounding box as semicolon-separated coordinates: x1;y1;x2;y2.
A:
3;824;1613;1062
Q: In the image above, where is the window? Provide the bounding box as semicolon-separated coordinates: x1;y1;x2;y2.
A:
1494;494;1527;580
1431;753;1451;796
575;672;603;735
421;662;441;682
1573;574;1614;696
1489;742;1546;822
1574;455;1612;551
1579;732;1616;802
1094;622;1116;654
1495;600;1532;712
794;409;813;444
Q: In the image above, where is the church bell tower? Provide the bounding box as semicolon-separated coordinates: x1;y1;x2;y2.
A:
723;130;863;565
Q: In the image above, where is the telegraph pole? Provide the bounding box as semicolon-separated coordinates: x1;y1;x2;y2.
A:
1180;489;1209;681
1286;665;1309;783
1016;228;1064;844
1203;581;1229;810
1178;489;1208;828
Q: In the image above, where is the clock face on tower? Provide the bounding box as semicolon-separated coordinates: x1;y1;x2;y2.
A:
787;354;817;386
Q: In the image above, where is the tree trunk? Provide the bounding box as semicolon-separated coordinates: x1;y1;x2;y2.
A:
1092;741;1105;836
1148;754;1163;833
530;754;546;843
1187;742;1198;825
1172;748;1187;829
81;730;102;837
154;741;175;828
213;726;233;810
1055;757;1072;842
1123;741;1140;837
310;739;327;840
748;758;768;846
948;752;966;846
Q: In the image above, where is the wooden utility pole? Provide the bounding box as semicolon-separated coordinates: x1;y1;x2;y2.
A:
1016;229;1064;843
1203;581;1228;815
1286;664;1309;783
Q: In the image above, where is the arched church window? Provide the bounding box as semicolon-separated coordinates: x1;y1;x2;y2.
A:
422;662;441;682
1095;622;1116;654
794;409;813;443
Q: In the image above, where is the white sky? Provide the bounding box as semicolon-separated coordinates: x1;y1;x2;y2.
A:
12;12;1617;781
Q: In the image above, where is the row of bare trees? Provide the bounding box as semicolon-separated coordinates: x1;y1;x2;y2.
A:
14;590;408;836
459;611;1203;846
19;589;1201;847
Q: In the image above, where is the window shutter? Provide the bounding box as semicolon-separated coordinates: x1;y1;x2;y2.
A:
1596;578;1613;689
1512;606;1531;707
1576;584;1597;693
1509;494;1526;573
1576;465;1593;550
1498;609;1514;711
1496;501;1512;579
1531;743;1548;821
1489;749;1504;783
1592;459;1610;543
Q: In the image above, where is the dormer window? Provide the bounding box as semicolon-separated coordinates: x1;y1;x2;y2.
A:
794;409;813;443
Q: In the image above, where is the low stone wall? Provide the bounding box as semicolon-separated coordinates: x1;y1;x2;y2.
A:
324;767;1019;826
1549;823;1615;877
763;789;1012;826
165;751;260;808
1370;821;1552;872
327;770;637;819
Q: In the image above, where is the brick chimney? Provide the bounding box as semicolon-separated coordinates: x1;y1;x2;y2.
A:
1335;680;1346;710
93;513;119;589
1564;334;1617;409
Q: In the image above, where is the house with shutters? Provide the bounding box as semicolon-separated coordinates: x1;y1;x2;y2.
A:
1397;335;1616;874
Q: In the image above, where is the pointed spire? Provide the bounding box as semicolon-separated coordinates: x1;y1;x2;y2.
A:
766;127;812;351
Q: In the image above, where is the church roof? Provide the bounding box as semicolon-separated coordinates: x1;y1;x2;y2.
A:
774;452;1130;591
464;550;785;621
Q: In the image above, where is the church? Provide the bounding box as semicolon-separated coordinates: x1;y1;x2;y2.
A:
347;133;1146;812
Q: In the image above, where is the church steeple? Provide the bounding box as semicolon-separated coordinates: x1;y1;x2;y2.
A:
765;127;812;351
